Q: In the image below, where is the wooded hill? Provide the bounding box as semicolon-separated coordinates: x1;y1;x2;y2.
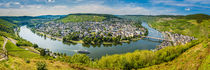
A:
56;13;121;23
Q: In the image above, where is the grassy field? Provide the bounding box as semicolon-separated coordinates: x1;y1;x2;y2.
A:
5;40;40;59
0;56;75;70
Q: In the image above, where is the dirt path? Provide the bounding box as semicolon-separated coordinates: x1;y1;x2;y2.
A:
3;37;8;52
0;37;8;61
19;46;40;54
7;38;17;45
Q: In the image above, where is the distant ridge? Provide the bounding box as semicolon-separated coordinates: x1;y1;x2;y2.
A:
55;13;121;23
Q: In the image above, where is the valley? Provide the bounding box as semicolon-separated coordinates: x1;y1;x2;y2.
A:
0;14;209;70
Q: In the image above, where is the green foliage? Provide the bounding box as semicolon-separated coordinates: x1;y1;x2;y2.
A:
16;40;33;46
150;19;209;39
95;40;201;69
69;54;91;64
40;49;46;56
36;61;47;70
0;36;3;50
58;15;106;23
0;19;17;29
83;36;92;44
63;32;80;41
199;54;210;70
0;18;17;37
185;14;210;23
56;54;91;65
63;32;122;45
33;44;39;48
56;13;121;23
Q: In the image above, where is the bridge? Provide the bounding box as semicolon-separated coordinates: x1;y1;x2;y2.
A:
142;36;171;41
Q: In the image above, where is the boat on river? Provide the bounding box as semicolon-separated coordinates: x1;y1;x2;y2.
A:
77;50;90;54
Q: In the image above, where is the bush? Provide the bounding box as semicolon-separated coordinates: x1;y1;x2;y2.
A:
25;59;30;63
16;40;33;46
36;61;47;70
40;49;46;56
33;44;39;48
69;54;91;64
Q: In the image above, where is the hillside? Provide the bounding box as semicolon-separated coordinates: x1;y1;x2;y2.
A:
139;15;210;70
57;13;120;23
0;18;17;37
0;19;83;70
139;42;209;70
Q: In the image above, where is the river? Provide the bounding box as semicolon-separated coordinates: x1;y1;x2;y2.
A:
19;22;163;58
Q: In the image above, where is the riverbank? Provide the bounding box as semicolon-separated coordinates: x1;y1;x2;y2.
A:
33;29;144;45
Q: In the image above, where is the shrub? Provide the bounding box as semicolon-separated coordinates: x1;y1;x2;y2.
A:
33;44;39;48
69;54;91;64
40;49;46;56
36;61;47;70
25;59;30;63
16;40;33;46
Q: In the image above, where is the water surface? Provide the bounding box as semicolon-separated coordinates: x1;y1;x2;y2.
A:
19;22;162;58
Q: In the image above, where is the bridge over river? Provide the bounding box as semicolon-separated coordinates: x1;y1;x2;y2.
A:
142;36;171;41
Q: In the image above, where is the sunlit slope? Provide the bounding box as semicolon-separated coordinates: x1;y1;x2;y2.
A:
149;14;210;39
0;18;17;36
0;56;75;70
140;15;210;70
139;42;209;70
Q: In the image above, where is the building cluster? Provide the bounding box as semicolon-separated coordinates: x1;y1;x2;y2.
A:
35;19;146;39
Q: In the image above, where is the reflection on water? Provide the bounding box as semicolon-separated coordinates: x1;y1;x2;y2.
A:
19;22;162;58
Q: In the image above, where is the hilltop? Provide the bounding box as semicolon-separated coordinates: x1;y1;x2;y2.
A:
56;13;121;23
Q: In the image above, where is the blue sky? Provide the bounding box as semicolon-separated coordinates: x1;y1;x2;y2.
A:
0;0;209;16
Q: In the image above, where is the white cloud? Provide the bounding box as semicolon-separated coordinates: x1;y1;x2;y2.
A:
76;0;83;2
48;0;55;3
0;4;177;16
185;8;191;11
0;2;21;8
184;0;210;4
150;0;210;8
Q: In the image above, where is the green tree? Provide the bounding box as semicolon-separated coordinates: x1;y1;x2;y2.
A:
40;49;46;56
33;44;39;48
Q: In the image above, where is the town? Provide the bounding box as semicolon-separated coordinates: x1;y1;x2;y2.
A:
34;18;147;44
